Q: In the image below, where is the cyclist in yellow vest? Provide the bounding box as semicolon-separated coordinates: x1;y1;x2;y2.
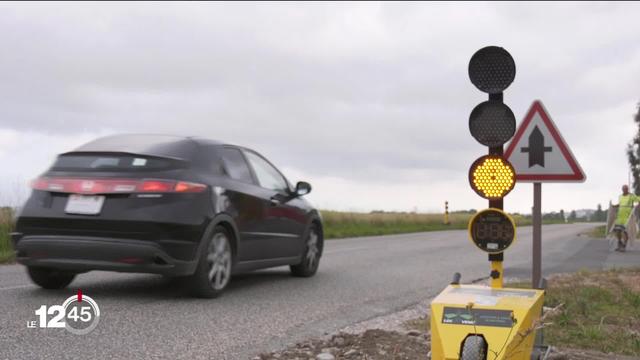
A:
614;184;640;252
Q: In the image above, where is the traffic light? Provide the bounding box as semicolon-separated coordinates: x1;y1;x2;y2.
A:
467;46;518;287
430;46;547;360
468;46;516;94
469;155;515;200
469;100;515;147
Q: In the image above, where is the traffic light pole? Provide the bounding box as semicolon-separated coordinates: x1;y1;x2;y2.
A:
488;93;505;288
488;157;504;289
444;201;450;225
437;45;549;359
488;92;506;211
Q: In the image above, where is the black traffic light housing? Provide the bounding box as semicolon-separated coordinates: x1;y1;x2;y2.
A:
468;46;517;285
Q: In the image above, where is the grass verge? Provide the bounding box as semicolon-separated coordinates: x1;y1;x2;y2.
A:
585;224;607;238
541;268;640;356
0;208;14;263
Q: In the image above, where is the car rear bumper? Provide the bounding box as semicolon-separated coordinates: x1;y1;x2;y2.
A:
14;235;199;276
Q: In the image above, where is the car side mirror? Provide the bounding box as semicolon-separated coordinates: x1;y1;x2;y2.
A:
294;181;311;197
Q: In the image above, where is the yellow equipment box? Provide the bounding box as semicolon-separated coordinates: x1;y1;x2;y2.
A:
430;284;544;360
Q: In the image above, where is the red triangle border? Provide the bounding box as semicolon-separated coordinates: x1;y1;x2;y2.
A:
504;100;585;182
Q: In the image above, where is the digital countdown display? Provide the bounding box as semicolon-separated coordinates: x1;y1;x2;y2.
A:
469;208;516;253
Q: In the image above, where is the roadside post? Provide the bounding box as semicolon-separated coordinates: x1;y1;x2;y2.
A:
504;101;586;288
429;47;549;360
444;201;450;225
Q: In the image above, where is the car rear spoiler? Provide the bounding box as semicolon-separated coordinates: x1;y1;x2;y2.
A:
58;151;189;162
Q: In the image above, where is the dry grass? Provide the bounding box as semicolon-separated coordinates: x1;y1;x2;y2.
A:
403;316;430;333
0;207;15;262
540;268;640;356
321;210;535;239
321;210;470;239
584;225;607;238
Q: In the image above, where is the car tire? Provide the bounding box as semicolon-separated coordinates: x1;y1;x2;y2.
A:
188;225;233;298
27;267;76;289
290;224;322;277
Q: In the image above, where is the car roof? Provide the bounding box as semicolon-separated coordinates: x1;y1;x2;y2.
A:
64;134;227;160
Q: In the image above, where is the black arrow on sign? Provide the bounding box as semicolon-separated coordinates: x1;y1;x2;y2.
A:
520;126;552;167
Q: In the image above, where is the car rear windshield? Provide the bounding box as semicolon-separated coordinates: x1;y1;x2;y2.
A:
51;153;183;172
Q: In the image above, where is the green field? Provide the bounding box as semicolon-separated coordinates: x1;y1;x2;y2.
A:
320;210;553;239
320;210;470;239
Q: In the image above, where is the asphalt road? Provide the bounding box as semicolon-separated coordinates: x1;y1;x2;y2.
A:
0;223;634;360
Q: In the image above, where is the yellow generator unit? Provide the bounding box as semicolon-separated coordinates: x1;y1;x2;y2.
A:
430;283;544;360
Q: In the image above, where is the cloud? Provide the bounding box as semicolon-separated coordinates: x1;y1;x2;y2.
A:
0;2;639;213
0;128;109;206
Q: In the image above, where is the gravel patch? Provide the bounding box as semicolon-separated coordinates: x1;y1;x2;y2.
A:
255;329;429;360
254;276;640;359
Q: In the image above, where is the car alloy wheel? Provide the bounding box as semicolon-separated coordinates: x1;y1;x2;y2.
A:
305;228;319;270
290;224;321;277
206;232;232;291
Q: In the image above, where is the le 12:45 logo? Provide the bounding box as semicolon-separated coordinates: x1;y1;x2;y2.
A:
28;290;101;335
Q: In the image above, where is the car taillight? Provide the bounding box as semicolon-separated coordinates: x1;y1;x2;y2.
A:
174;181;208;193
31;177;207;194
139;180;174;192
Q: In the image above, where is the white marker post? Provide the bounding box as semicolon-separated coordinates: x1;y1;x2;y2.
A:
505;100;586;288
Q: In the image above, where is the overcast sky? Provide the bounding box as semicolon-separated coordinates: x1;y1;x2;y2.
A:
0;2;639;213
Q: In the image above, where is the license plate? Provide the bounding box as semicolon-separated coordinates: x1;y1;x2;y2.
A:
65;194;105;215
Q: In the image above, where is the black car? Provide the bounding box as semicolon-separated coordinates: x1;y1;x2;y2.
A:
13;134;323;298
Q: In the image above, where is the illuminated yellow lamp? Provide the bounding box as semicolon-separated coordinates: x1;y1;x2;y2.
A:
468;155;515;200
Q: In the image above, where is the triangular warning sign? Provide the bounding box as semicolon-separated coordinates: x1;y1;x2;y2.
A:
505;100;585;182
